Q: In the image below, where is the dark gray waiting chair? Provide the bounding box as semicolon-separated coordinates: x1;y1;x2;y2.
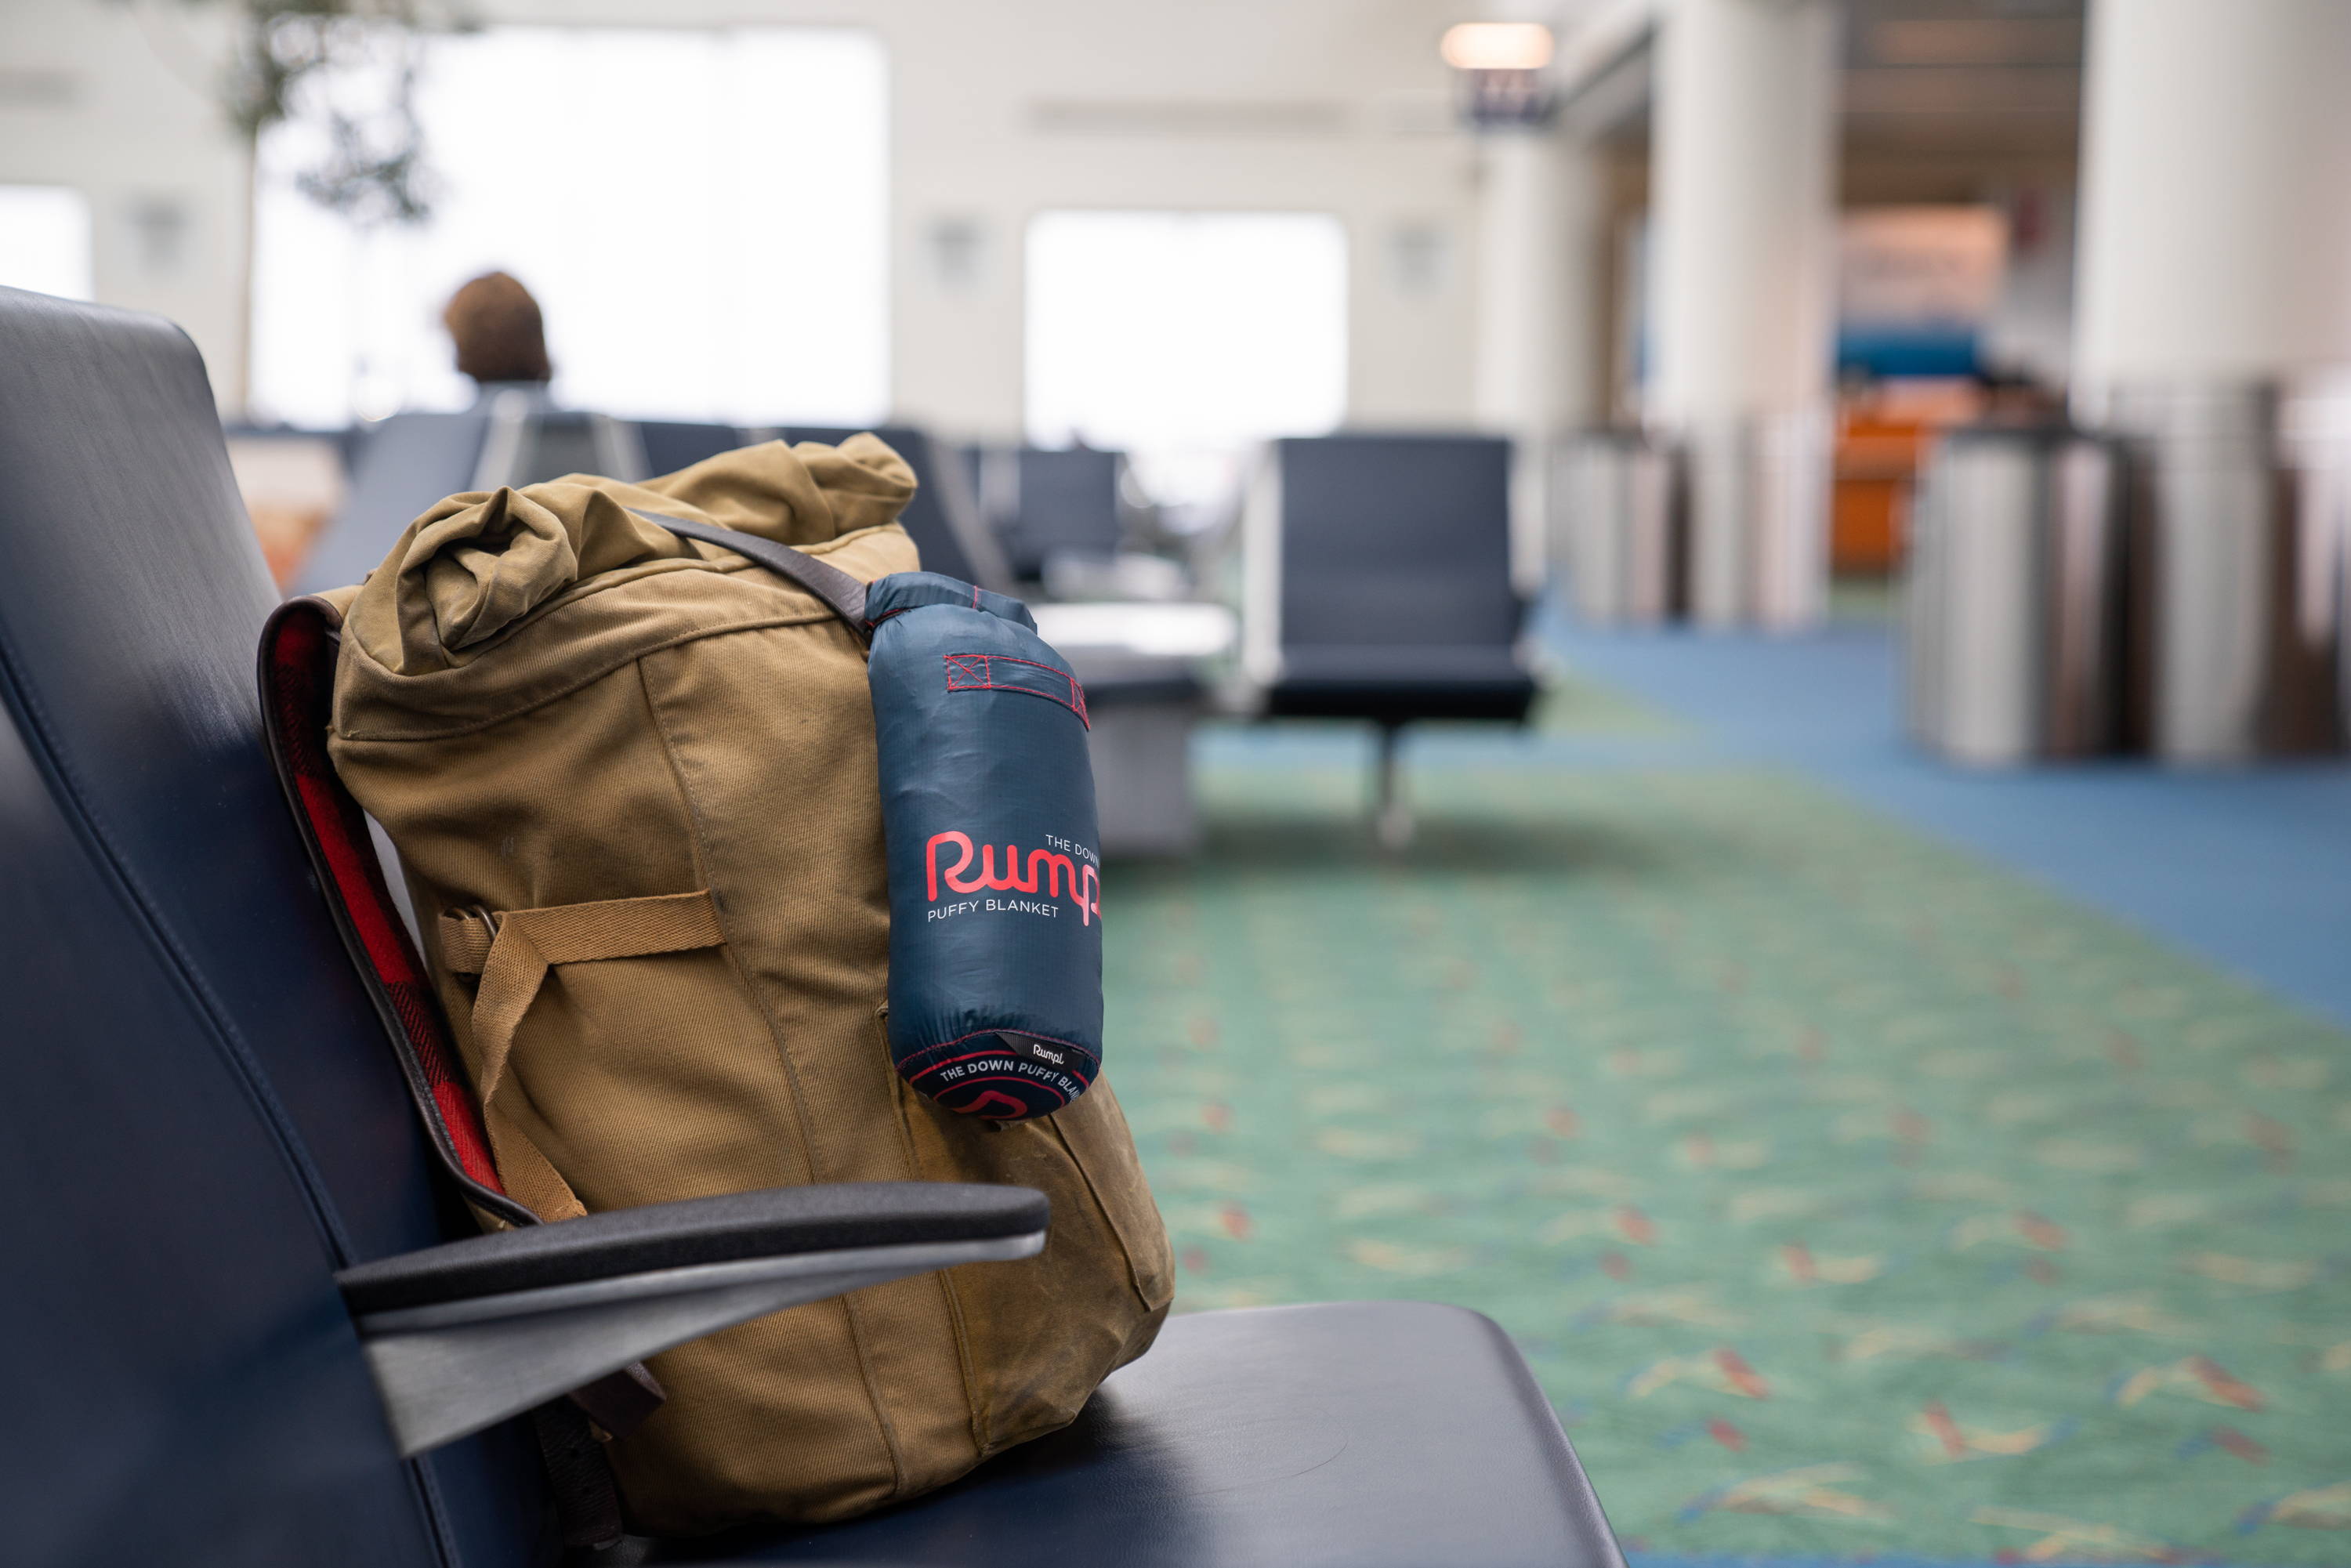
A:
297;392;639;595
621;421;1012;596
782;424;1012;594
0;287;1617;1566
1244;434;1538;845
633;419;746;480
980;446;1127;581
298;409;489;592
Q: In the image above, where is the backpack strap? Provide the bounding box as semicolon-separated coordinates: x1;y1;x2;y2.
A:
637;509;871;634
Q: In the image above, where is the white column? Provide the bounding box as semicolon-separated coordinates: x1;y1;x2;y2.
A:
2074;0;2351;392
2073;0;2351;762
1647;0;1839;628
1473;127;1607;594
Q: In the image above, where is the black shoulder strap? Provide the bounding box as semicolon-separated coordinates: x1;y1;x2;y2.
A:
635;509;869;633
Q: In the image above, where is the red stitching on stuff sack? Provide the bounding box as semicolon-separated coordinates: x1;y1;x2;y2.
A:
941;653;1090;727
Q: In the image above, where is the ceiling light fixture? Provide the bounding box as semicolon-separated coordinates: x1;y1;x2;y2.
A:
1440;22;1555;73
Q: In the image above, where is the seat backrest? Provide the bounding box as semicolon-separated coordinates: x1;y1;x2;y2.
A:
1007;447;1124;575
508;407;610;487
785;423;1013;593
0;288;543;1566
1273;433;1520;650
633;418;744;480
296;409;491;595
616;420;1010;593
304;407;1012;603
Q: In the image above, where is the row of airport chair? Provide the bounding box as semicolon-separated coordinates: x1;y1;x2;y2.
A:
309;410;1160;604
974;432;1539;847
298;401;1537;849
292;404;1219;856
299;399;1013;602
949;432;1540;848
0;284;1614;1566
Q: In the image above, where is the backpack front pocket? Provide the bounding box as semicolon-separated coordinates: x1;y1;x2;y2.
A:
887;1030;1172;1454
438;889;789;1218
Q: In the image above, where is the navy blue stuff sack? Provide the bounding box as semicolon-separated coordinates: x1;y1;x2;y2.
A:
864;573;1103;1120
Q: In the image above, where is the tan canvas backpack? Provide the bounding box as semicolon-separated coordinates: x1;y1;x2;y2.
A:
315;434;1172;1534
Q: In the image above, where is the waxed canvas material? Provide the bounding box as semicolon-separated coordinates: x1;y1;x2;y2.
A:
322;436;1172;1535
867;572;1105;1118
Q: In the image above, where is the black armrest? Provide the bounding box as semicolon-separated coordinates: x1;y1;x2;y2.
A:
337;1182;1049;1315
340;1182;1051;1457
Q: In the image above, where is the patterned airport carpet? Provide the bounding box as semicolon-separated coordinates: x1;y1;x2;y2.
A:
1101;738;2351;1564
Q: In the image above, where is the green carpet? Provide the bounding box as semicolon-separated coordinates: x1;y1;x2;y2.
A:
1103;758;2351;1563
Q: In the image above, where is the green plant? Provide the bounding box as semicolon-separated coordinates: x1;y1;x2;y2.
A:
128;0;472;226
111;0;474;406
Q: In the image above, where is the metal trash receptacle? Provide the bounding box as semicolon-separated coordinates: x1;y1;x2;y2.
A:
2110;382;2346;763
1682;408;1833;632
1556;430;1682;625
1905;425;2128;766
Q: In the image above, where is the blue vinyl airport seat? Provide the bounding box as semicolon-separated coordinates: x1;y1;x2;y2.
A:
980;445;1125;581
298;408;493;594
624;421;1012;596
781;423;1013;594
296;394;639;596
633;419;747;480
1247;434;1538;842
0;287;1618;1568
0;289;547;1566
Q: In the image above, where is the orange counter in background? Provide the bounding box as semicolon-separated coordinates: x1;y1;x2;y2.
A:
1831;380;1991;577
226;431;346;589
1831;411;1925;576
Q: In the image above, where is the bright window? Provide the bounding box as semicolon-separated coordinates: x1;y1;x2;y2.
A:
0;186;94;302
1025;210;1348;514
252;26;888;429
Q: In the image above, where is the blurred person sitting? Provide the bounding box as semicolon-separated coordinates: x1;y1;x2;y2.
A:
443;270;552;396
439;268;613;487
295;270;605;593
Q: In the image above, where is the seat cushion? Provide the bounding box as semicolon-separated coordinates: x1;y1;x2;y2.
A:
619;1302;1621;1568
1269;645;1537;724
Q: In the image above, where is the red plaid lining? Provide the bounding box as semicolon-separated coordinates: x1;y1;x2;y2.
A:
260;599;529;1225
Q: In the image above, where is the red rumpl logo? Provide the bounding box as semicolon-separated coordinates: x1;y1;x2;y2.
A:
925;831;1100;925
